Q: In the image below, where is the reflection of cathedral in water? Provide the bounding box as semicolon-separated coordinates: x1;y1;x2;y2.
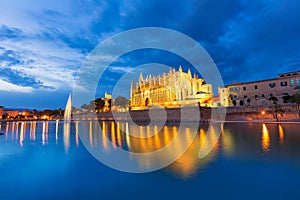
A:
130;66;213;109
81;121;221;178
2;121;290;179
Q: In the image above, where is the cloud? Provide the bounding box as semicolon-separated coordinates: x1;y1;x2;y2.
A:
0;79;33;93
0;25;84;91
1;0;300;108
108;66;134;73
0;67;52;89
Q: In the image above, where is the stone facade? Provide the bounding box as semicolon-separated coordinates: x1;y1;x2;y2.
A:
219;70;300;107
0;106;3;119
3;109;19;118
130;66;213;109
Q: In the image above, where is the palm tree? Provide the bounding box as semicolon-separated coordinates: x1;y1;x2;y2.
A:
289;93;300;120
271;104;285;122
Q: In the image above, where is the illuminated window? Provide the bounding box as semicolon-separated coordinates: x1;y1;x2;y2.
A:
290;80;295;85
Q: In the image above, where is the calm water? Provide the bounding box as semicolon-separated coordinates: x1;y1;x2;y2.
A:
1;121;300;199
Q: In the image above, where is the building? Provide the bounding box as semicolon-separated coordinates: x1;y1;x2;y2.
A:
218;70;300;107
0;106;3;119
3;109;19;118
130;66;213;109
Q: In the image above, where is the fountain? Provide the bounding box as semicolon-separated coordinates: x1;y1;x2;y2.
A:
63;93;72;153
64;93;72;122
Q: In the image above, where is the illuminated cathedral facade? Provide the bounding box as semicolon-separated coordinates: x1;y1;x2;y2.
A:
130;66;213;109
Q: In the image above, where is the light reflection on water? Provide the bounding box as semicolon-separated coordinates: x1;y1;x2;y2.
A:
1;121;296;178
2;121;300;178
2;121;300;199
262;123;270;152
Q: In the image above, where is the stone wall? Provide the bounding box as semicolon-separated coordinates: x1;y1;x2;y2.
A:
225;105;299;121
74;105;299;122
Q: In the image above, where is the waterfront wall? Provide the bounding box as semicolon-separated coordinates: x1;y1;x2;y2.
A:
225;105;299;121
73;105;299;122
75;106;213;122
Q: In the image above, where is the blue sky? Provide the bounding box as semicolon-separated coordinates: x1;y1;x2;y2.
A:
0;0;300;109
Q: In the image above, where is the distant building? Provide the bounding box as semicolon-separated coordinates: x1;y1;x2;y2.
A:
103;92;113;112
0;106;3;119
218;70;300;107
130;66;213;109
94;92;113;112
3;109;19;118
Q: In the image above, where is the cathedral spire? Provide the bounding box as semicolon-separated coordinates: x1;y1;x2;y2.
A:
194;73;198;79
130;79;135;107
130;79;135;96
139;72;143;82
187;68;192;79
179;65;182;73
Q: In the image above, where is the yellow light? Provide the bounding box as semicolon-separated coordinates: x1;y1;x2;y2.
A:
278;124;284;144
262;124;270;152
261;110;265;115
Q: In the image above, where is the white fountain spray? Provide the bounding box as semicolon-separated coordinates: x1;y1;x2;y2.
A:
63;93;72;153
64;93;72;122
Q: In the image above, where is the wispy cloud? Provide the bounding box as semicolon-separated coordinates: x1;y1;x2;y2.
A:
0;79;33;93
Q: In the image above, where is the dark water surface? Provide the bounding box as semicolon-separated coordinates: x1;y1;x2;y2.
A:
0;121;300;199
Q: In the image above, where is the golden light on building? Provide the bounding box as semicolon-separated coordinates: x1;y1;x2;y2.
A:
130;66;213;109
42;115;49;120
261;110;266;115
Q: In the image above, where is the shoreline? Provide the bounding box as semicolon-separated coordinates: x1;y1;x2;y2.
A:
1;105;299;123
1;118;300;124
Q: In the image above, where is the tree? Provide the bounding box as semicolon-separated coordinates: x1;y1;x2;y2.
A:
108;99;112;111
114;96;129;108
94;98;105;113
33;109;41;119
271;104;285;122
289;93;300;119
71;106;82;114
81;104;90;111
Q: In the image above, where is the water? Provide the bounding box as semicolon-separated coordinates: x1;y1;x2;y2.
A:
0;121;300;199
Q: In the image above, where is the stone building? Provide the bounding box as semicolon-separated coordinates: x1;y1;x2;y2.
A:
218;70;300;107
3;109;19;118
0;106;3;119
130;66;213;109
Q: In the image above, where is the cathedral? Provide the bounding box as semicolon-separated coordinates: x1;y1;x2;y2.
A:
130;66;213;109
